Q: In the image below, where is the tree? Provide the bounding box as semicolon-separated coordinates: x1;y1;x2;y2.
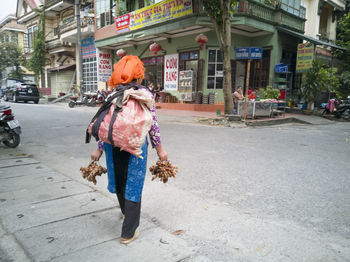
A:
202;0;238;115
0;42;26;79
336;9;350;71
302;61;329;108
28;5;46;82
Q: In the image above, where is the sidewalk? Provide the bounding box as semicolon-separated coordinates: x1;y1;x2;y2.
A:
0;149;194;262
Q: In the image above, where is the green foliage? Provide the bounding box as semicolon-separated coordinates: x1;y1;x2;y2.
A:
28;5;46;79
263;87;280;99
0;42;26;79
202;0;238;26
302;61;330;103
117;7;128;16
337;71;350;99
336;11;350;70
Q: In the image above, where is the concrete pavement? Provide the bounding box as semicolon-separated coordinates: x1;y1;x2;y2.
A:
0;149;194;262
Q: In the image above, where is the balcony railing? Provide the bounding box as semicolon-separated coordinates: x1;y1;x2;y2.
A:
233;0;305;32
59;16;94;35
46;38;72;50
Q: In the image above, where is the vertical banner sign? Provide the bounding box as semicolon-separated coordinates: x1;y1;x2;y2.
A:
116;0;193;34
82;37;96;59
296;43;314;72
164;54;179;91
97;49;112;82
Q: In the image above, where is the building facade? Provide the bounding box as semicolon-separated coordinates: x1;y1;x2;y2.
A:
0;14;34;82
94;0;306;104
16;0;95;97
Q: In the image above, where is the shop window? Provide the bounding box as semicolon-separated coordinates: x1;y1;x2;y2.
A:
179;50;199;71
207;49;223;89
141;56;164;90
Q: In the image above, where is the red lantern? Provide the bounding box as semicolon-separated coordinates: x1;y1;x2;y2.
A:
195;34;208;50
116;49;127;57
149;43;162;54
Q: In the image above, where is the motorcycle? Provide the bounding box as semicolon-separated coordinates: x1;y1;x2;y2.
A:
68;90;107;108
322;98;350;121
0;105;21;148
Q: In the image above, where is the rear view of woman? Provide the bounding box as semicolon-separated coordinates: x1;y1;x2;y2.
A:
91;55;168;244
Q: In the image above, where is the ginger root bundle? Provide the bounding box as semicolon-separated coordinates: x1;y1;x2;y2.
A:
149;160;178;183
80;161;107;185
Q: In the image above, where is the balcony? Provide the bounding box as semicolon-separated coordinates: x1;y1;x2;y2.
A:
60;16;94;34
60;16;94;43
46;38;74;54
233;0;305;32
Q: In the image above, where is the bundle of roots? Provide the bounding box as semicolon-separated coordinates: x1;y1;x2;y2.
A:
80;161;107;185
149;160;178;183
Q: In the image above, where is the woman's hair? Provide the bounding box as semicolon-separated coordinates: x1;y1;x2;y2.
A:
107;55;145;89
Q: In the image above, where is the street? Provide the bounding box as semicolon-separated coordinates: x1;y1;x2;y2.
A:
1;101;350;261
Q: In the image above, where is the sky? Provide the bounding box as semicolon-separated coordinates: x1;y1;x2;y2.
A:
0;1;18;22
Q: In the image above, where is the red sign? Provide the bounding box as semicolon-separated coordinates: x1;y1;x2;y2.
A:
116;14;130;33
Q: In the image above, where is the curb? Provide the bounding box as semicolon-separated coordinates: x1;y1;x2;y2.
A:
245;117;311;126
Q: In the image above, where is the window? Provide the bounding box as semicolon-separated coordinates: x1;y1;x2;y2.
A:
138;0;145;9
27;25;38;50
83;56;97;92
281;0;301;17
179;50;199;71
207;49;223;89
96;0;114;29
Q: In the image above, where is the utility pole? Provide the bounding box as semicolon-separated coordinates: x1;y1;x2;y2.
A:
75;0;83;99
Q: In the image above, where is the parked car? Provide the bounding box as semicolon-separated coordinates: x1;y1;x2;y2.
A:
0;78;24;98
4;83;40;104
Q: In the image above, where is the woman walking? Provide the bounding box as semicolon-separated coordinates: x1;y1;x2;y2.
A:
90;55;168;244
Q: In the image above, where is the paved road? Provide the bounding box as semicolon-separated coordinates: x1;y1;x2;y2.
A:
1;101;350;261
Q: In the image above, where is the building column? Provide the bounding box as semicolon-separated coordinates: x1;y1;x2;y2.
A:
75;43;80;87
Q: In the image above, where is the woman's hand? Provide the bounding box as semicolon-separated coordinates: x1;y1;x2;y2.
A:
91;149;103;161
155;145;168;161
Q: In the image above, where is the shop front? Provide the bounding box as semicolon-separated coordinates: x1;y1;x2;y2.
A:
94;0;305;112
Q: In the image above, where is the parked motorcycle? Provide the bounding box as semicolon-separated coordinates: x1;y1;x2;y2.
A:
0;105;21;148
68;90;107;108
322;98;350;121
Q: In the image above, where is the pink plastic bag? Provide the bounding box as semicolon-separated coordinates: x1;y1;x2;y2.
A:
97;98;153;157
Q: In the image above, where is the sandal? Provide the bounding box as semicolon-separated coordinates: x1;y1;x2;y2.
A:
120;230;139;244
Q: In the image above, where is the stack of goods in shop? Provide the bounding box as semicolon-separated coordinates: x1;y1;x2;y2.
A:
202;94;209;104
80;161;107;185
209;92;215;104
195;92;203;104
149;160;178;183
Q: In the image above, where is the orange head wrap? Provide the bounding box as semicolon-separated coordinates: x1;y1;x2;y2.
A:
107;55;145;90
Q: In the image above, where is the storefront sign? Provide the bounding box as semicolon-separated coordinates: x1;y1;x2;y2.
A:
164;54;179;90
296;43;314;72
97;49;112;82
235;47;263;59
82;37;96;59
116;0;193;34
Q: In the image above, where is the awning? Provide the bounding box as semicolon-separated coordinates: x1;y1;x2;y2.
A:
277;27;345;50
49;64;76;72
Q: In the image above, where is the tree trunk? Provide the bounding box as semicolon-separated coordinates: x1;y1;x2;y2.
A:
221;0;233;115
204;0;234;114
